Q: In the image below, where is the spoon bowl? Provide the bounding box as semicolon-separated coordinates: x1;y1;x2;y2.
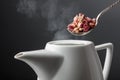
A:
67;28;93;36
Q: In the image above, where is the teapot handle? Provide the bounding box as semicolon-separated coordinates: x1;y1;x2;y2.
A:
95;43;113;80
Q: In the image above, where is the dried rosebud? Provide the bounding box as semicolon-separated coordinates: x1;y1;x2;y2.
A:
73;15;79;22
88;19;96;28
83;24;90;32
77;22;82;27
81;19;88;25
89;22;95;27
67;24;75;31
78;27;83;32
85;17;91;21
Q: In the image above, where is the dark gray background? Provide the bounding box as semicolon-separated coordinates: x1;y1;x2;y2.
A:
1;0;120;80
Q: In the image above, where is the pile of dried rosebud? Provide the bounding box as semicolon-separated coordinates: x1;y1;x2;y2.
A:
67;13;96;34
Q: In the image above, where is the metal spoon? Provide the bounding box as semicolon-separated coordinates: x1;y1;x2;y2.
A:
68;0;120;36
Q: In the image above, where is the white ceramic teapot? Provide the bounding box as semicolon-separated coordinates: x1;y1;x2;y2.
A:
14;40;113;80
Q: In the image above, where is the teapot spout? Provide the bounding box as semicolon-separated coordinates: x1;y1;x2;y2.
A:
14;50;63;80
14;52;24;59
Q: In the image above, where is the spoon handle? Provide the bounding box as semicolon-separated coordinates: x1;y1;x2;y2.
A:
96;0;120;22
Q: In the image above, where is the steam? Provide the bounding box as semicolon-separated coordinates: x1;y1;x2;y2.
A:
17;0;37;17
17;0;84;40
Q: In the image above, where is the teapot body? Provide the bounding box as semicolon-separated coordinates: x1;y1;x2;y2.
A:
45;40;104;80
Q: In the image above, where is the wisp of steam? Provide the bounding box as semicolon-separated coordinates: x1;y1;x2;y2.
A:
17;0;89;40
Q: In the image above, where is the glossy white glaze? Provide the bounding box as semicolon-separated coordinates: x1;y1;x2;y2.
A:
14;40;113;80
